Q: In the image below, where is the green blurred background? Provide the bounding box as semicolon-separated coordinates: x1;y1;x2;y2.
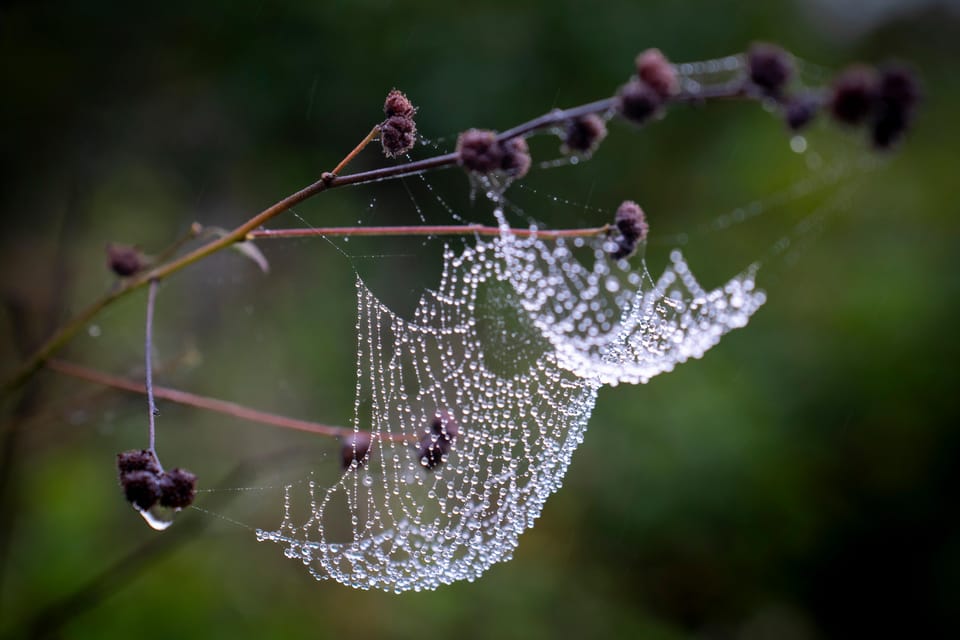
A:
1;1;958;638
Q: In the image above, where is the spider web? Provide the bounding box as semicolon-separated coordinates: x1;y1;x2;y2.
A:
255;202;765;591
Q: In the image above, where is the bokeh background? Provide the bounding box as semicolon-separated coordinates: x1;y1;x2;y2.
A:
2;1;959;638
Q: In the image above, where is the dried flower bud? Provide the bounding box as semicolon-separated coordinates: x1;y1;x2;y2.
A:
106;243;146;277
563;114;607;154
609;200;648;260
381;114;417;158
747;43;793;96
829;65;878;126
616;79;662;126
635;48;679;98
871;65;920;149
117;449;161;476
383;89;415;118
457;129;504;173
417;411;459;471
158;468;197;509
341;431;373;470
500;137;531;178
783;94;820;132
121;469;161;510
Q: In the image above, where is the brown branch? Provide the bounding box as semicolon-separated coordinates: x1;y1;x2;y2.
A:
44;359;404;444
3;71;760;393
247;223;611;240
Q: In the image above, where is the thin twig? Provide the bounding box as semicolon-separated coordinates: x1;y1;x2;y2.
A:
328;124;381;177
151;222;203;265
247;223;611;240
144;279;159;454
44;359;403;443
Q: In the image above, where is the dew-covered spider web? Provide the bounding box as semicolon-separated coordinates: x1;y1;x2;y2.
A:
255;199;767;591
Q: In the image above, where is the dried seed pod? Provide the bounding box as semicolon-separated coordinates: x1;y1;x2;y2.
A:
783;94;820;132
563;114;607;154
871;65;920;149
456;129;504;173
381;114;417;158
747;43;793;96
500;137;531;178
829;65;878;126
609;200;648;260
341;431;373;470
158;468;197;509
635;48;679;98
417;411;459;471
106;243;146;277
117;449;161;476
616;79;662;126
121;469;161;510
383;89;415;118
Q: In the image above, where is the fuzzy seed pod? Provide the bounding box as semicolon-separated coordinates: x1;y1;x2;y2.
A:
609;201;648;260
158;468;197;509
383;89;416;118
616;79;662;126
500;137;531;178
117;449;161;476
635;48;679;98
456;129;504;173
121;470;161;510
106;243;146;277
783;94;820;132
871;65;920;149
563;114;607;154
747;43;793;96
417;411;459;471
829;65;878;126
341;431;373;470
381;114;417;158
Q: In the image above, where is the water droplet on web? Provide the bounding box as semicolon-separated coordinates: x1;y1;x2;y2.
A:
790;135;807;154
87;324;101;338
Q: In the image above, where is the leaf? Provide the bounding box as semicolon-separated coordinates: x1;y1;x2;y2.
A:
230;240;270;273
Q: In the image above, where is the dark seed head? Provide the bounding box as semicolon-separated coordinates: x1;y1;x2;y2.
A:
635;48;679;98
500;137;531;178
158;468;197;509
381;114;417;158
341;431;373;470
616;79;663;126
383;89;415;118
609;201;648;260
106;244;146;277
563;114;607;154
748;43;793;96
117;449;161;476
121;470;161;510
456;129;504;174
784;94;821;132
829;65;878;126
870;65;920;149
417;411;459;471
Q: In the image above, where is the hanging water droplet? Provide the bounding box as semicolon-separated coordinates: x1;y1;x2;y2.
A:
790;135;807;154
136;504;176;531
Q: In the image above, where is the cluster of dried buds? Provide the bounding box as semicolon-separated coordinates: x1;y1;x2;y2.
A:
116;449;196;511
744;43;920;148
380;89;418;158
339;411;460;473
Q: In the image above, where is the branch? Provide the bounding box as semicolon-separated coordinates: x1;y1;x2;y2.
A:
247;223;611;240
44;359;402;444
0;65;781;393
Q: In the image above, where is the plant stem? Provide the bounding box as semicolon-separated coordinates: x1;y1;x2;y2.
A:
3;77;757;394
328;124;381;177
145;280;159;454
44;359;402;443
247;223;611;240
